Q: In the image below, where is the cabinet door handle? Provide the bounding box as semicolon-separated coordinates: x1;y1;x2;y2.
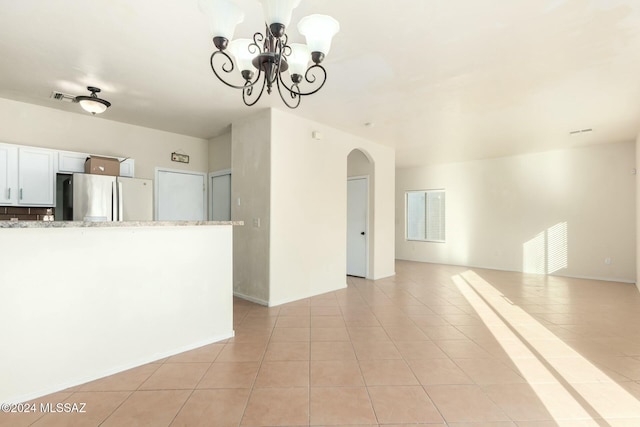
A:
6;188;9;200
19;188;23;200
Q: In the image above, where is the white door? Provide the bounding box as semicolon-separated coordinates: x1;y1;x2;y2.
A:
210;172;231;221
156;169;206;221
347;177;368;277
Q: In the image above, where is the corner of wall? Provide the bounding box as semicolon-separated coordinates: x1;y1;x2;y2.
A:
231;110;272;304
636;135;640;292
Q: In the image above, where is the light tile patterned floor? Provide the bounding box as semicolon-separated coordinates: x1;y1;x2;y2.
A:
3;261;640;426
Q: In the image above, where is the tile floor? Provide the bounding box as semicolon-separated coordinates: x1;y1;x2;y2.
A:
3;261;640;426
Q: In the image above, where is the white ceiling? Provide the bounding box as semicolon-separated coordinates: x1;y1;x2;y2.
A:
1;0;640;168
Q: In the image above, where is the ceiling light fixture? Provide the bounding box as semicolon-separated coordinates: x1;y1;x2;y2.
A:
74;86;111;115
199;0;339;109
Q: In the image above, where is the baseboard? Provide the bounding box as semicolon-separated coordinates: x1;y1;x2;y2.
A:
6;332;234;404
371;271;396;280
268;283;348;307
234;291;269;306
395;258;636;285
549;272;635;284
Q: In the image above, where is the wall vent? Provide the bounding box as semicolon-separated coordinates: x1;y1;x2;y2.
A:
569;128;593;135
50;91;76;103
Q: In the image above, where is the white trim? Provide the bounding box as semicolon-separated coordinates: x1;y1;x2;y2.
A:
396;258;636;284
548;273;635;284
235;284;351;308
234;291;269;306
372;271;397;280
268;283;348;307
210;168;232;177
154;167;207;220
347;175;370;279
208;169;232;221
405;188;446;243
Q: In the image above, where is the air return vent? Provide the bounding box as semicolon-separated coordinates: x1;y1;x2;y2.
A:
50;91;76;102
569;128;593;135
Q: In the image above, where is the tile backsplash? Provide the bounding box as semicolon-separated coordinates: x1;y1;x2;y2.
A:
0;207;55;221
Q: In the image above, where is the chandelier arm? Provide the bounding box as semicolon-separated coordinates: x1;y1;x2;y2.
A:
276;73;301;109
277;64;328;97
250;32;264;58
253;31;265;47
243;75;267;107
210;51;262;90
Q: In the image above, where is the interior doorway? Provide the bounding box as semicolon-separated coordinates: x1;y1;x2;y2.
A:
347;176;368;277
209;169;231;221
347;149;374;278
155;168;207;220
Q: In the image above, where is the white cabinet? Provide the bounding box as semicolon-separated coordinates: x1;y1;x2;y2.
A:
58;151;89;173
0;145;55;206
0;144;18;205
60;152;135;177
1;143;135;207
119;158;135;178
18;147;55;206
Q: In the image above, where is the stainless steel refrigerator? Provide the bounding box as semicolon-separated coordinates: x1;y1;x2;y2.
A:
71;173;153;221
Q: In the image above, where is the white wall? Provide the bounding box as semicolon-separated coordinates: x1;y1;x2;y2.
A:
348;149;373;177
0;224;234;403
231;109;271;304
396;141;636;282
0;97;208;179
209;130;231;173
269;108;395;306
230;108;395;307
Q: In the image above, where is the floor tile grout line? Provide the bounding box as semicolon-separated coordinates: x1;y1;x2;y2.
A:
26;390;79;427
359;273;491;425
165;344;227;426
237;302;282;427
94;361;163;426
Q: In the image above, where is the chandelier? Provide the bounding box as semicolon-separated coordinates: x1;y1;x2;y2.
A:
199;0;339;109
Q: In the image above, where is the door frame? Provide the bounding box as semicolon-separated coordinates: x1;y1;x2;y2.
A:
154;167;207;220
208;168;232;221
347;175;370;278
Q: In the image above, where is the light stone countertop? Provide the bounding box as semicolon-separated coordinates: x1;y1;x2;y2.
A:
0;220;244;228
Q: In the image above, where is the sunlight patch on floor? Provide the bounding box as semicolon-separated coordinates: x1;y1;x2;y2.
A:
453;270;640;425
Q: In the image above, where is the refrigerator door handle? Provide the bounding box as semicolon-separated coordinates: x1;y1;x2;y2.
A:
112;181;118;221
118;181;123;221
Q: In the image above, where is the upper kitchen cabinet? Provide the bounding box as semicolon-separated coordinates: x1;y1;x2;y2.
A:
119;158;135;178
0;144;18;205
59;151;135;177
17;147;55;206
58;151;89;173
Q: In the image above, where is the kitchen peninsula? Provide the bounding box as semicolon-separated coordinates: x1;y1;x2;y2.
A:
0;220;241;403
